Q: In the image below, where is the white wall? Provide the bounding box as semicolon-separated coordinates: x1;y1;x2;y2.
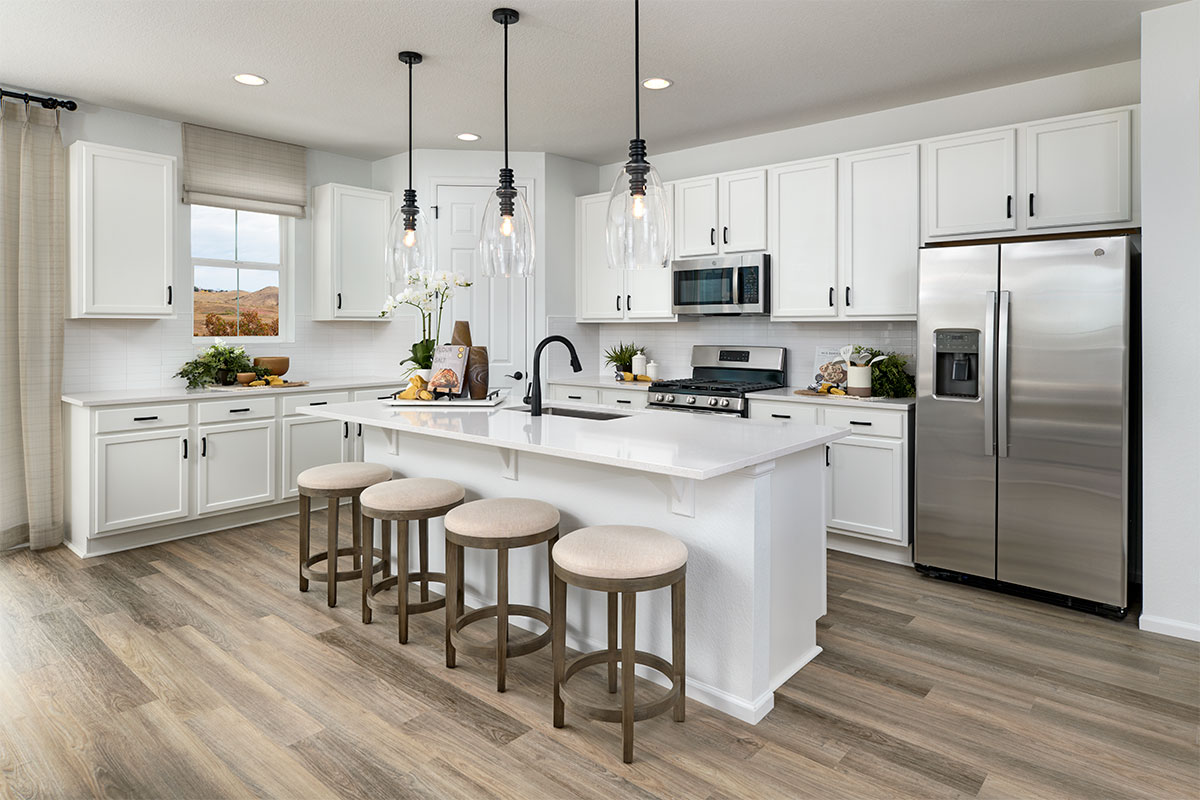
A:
1138;1;1200;642
58;103;413;393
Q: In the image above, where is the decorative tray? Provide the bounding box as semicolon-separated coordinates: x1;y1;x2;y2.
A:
381;391;506;408
209;380;310;391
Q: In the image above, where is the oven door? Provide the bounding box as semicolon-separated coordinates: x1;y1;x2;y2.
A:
671;255;767;315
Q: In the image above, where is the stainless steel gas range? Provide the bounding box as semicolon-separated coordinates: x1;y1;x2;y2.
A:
647;345;787;417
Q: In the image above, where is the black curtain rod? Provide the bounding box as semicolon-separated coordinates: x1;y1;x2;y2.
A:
0;88;78;111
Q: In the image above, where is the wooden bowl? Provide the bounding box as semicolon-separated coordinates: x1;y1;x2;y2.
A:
236;372;257;384
253;356;289;377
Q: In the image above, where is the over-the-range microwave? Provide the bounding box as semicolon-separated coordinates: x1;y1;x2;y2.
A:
671;253;770;315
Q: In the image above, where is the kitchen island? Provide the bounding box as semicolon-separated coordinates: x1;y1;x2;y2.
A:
300;398;847;723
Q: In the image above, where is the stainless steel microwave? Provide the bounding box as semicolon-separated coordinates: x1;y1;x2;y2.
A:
671;253;770;315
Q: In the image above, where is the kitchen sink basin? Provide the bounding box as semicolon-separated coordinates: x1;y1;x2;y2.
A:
506;405;630;421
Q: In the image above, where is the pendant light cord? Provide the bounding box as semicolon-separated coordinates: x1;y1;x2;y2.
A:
504;18;510;171
634;0;640;142
408;59;414;190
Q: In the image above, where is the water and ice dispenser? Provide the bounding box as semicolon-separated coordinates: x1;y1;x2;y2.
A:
933;329;980;399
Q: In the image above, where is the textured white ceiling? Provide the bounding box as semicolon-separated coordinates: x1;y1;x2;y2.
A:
0;0;1167;164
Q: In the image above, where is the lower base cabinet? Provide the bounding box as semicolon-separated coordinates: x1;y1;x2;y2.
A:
95;428;189;534
197;420;276;514
826;435;906;543
281;416;355;498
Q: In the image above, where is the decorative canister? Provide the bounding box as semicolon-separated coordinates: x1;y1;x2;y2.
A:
847;365;872;397
466;346;489;399
631;352;648;376
646;360;660;380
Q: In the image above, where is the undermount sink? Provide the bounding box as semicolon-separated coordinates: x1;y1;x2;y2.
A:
506;405;630;421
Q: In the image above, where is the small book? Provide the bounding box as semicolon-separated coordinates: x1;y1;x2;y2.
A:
429;344;469;396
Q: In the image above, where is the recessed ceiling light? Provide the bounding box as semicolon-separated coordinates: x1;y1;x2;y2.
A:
233;73;268;86
642;77;672;90
456;132;480;142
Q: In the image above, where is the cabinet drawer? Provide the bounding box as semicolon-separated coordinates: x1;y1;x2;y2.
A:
822;407;905;438
283;391;351;416
95;403;189;433
355;388;401;402
748;400;818;424
600;389;648;409
549;386;600;404
198;396;276;423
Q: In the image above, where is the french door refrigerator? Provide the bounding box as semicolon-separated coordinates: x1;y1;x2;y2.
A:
915;235;1139;615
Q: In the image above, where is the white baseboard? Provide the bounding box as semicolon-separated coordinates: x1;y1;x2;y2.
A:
1139;614;1200;642
827;532;913;566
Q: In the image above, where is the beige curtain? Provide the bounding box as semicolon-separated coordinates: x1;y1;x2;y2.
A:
0;101;65;550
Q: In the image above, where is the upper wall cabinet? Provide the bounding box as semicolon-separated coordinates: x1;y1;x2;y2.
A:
68;141;177;318
312;183;392;321
924;129;1017;237
769;158;838;319
674;169;766;258
1025;109;1132;230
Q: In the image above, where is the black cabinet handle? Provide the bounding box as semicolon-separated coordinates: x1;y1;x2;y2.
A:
182;438;188;459
710;227;716;246
828;287;835;307
1006;195;1013;219
1028;193;1035;217
626;294;631;312
336;292;342;309
617;294;622;312
201;436;207;457
357;423;362;438
845;287;851;307
849;420;873;426
723;226;729;245
825;444;830;467
133;415;158;422
343;422;349;438
617;399;632;405
228;407;250;413
166;285;172;305
309;401;327;406
771;413;792;419
567;394;582;400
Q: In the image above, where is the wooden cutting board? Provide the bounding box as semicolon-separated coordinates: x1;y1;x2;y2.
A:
209;380;310;391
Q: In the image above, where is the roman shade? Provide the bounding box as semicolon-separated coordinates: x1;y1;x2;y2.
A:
181;123;307;217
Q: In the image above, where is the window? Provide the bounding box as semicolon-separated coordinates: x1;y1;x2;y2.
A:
191;206;287;338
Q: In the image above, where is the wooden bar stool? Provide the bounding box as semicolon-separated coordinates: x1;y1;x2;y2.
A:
359;478;465;640
297;461;393;607
443;498;560;692
551;525;687;763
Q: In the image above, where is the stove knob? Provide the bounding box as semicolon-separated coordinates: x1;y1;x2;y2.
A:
720;398;730;408
665;394;675;403
686;396;696;405
707;398;718;407
654;394;664;402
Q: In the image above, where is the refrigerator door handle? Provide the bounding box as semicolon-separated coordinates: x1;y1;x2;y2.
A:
997;290;1011;457
983;291;997;455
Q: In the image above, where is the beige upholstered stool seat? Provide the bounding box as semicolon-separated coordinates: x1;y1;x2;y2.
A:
444;497;559;540
553;526;688;581
361;478;465;515
298;461;392;493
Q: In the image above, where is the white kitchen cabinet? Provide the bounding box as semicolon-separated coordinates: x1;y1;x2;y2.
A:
1025;109;1132;229
747;399;819;425
924;128;1017;237
312;183;393;320
826;435;906;543
68;141;176;318
719;169;768;253
550;385;601;404
94;428;189;534
769;158;838;319
599;388;648;409
673;176;720;257
838;144;920;318
197;419;275;513
280;415;349;498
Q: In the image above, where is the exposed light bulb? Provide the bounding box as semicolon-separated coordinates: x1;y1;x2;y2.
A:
500;215;514;237
403;228;416;248
631;193;646;220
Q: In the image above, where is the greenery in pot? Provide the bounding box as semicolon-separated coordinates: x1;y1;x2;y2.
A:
604;342;643;374
852;345;916;398
380;270;472;374
175;339;254;390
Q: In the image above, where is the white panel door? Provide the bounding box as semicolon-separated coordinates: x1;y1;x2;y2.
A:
625;182;676;321
197;420;275;514
280;416;347;499
333;185;392;318
94;428;189;534
1025;109;1132;229
925;129;1017;237
673;176;719;257
437;184;530;392
838;144;920;317
769;159;838;318
827;436;905;543
576;193;624;320
719;169;767;253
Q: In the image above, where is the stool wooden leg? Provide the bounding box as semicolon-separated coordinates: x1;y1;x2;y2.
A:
497;548;509;692
673;576;686;722
381;519;391;579
361;511;373;624
621;591;637;763
607;592;619;693
445;538;457;668
398;521;410;644
298;493;310;592
455;541;465;620
552;570;567;728
351;497;362;572
327;497;339;607
418;518;430;602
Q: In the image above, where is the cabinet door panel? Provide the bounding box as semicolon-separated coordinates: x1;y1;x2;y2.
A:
334;187;391;318
1026;110;1132;229
198;420;275;513
827;436;905;542
674;177;719;257
769;159;838;318
281;416;347;499
839;145;919;317
925;129;1017;237
625;183;676;320
720;169;767;253
95;429;188;534
599;389;648;409
577;194;625;320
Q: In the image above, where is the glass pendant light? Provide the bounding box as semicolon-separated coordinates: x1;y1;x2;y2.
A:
388;51;429;289
479;8;535;278
606;0;672;270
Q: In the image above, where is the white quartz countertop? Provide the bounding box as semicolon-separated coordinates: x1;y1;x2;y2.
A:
300;399;848;481
62;377;405;408
548;375;915;408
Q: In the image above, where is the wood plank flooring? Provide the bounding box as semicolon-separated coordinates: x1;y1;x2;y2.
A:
1;512;1196;799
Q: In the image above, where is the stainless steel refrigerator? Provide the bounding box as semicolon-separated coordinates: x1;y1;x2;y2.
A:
915;235;1139;615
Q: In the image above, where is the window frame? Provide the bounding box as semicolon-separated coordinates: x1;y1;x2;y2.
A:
190;209;294;344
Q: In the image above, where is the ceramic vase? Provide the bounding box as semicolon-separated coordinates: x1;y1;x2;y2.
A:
466;346;489;399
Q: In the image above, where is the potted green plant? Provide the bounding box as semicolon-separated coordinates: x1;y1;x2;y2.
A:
174;340;255;390
380;270;473;379
851;345;916;398
604;342;643;377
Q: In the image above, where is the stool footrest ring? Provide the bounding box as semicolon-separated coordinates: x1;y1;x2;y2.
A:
449;604;552;659
302;548;384;583
559;649;681;723
366;571;448;615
